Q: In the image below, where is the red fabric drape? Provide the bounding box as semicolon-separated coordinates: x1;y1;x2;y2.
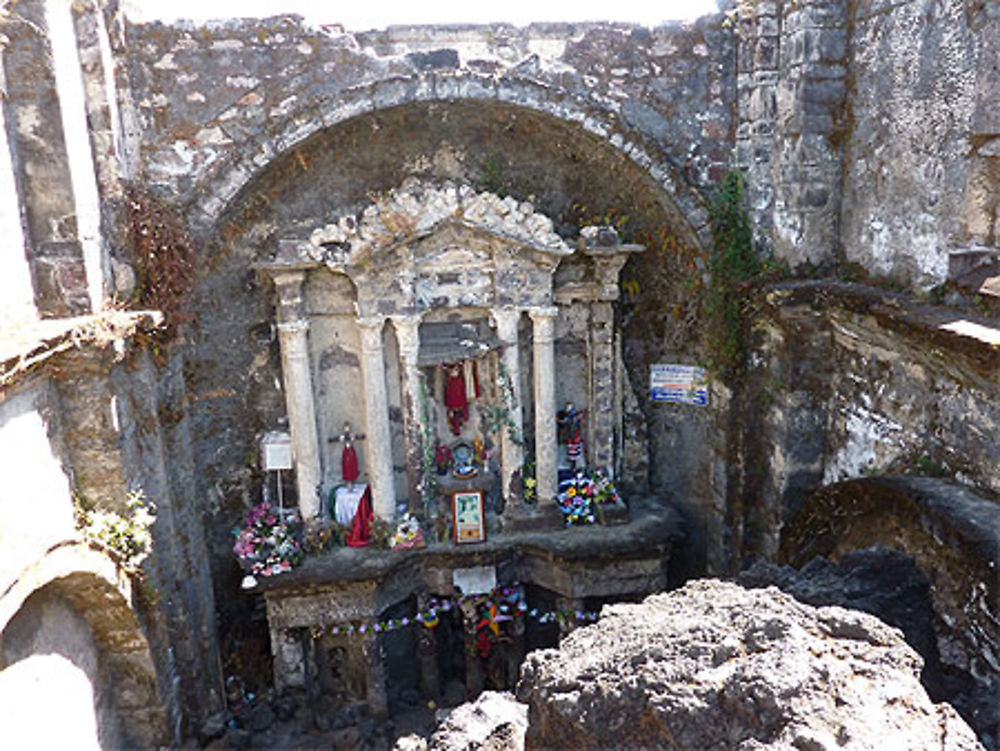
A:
444;365;467;411
346;485;372;547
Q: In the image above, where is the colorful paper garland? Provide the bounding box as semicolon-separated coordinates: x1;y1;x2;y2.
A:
303;584;600;640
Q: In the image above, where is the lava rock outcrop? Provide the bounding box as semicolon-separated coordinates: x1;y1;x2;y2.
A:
516;579;983;750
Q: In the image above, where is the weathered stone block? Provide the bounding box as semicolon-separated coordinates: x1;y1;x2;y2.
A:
405;48;460;71
372;75;433;110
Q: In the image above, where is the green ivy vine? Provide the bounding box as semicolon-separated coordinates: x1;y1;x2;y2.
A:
704;168;768;382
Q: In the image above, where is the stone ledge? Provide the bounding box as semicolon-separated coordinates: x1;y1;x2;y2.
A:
253;494;680;598
763;280;1000;374
0;310;163;390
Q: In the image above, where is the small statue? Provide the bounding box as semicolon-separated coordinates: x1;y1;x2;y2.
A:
444;363;469;435
451;441;478;479
434;442;452;476
557;402;586;469
473;437;487;467
329;422;366;487
443;360;481;435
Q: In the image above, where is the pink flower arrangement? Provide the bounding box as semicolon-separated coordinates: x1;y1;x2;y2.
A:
232;501;304;577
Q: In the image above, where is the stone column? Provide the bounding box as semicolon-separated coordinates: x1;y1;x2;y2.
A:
362;632;389;718
391;315;426;517
491;308;524;504
589;302;616;473
529;306;559;506
357;316;397;521
417;594;440;700
276;319;323;521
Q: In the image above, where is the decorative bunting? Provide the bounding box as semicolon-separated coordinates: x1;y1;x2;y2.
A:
300;582;602;640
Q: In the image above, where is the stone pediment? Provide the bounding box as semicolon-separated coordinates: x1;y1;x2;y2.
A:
306;180;575;316
307;179;572;265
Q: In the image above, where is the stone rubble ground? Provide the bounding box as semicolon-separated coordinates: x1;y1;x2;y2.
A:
198;680;476;750
200;577;988;751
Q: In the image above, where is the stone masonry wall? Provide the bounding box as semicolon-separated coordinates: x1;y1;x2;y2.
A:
123;17;733;242
2;0;93;315
708;279;1000;572
841;0;983;287
738;0;997;290
111;350;225;738
738;0;849;269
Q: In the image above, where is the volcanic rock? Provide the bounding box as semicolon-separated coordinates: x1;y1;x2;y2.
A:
516;579;983;750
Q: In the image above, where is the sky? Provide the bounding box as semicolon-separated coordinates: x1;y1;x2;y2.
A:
124;0;721;28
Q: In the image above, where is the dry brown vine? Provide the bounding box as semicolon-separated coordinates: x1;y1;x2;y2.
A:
123;184;197;344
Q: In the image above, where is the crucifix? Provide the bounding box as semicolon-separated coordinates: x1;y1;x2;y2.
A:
328;422;366;487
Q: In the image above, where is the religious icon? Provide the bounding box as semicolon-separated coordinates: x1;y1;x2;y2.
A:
452;490;486;544
329;422;365;486
434;442;452;475
442;360;481;435
557;402;586;469
451;441;478;479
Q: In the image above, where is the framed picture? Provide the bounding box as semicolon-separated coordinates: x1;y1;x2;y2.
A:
452;490;486;544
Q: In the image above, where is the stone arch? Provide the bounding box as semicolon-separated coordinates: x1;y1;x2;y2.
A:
0;541;168;749
184;73;712;248
780;476;1000;703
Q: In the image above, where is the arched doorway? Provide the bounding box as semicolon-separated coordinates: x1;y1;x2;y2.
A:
0;543;168;749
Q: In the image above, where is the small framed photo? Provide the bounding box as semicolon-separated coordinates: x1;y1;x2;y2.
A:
452;490;486;544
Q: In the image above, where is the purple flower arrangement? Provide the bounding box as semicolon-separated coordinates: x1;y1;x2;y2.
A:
232;501;304;577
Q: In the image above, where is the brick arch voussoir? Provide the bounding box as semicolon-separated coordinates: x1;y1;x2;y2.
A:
185;71;712;249
0;541;168;747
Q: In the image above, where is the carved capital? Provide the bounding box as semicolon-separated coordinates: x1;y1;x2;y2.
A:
356;316;386;355
528;306;559;343
491;307;522;344
390;314;422;364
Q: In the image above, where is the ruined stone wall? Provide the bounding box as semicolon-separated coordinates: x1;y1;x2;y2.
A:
0;4;226;733
0;377;78;595
738;0;849;269
2;0;93;314
708;280;1000;573
0;358;184;747
756;283;1000;551
110;350;225;737
122;18;732;237
841;0;984;286
717;1;1000;574
738;0;997;289
0;346;223;743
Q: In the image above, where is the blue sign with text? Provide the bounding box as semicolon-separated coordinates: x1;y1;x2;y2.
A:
650;364;709;405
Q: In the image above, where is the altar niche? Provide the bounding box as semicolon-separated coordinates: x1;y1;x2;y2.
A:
416;314;506;529
256;180;641;530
